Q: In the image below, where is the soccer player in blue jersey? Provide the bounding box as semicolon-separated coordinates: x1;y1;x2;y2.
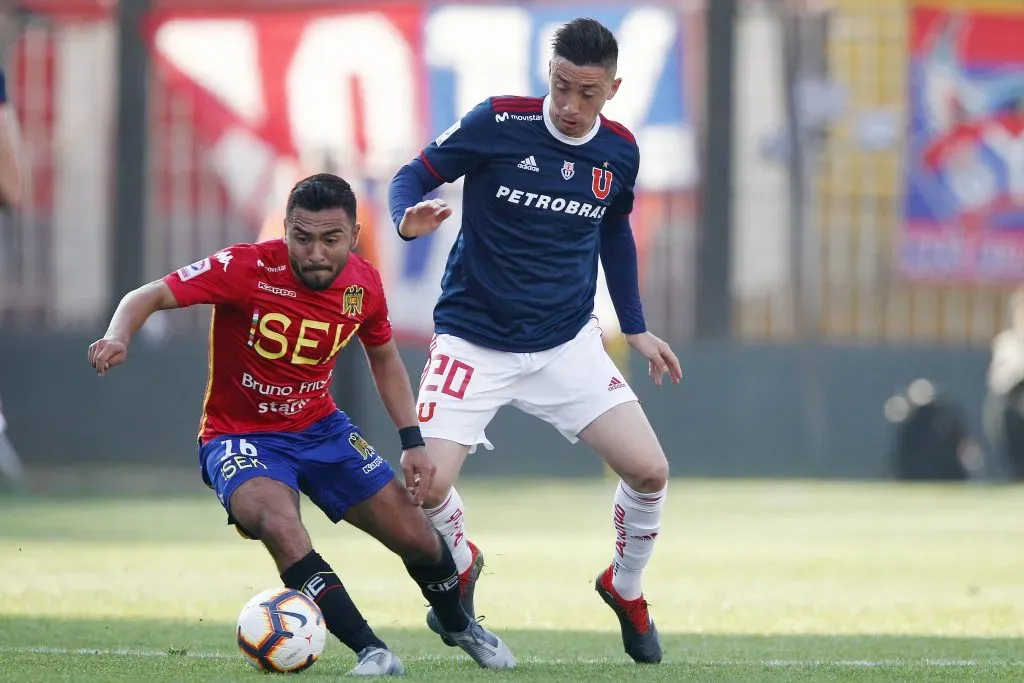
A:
387;17;681;664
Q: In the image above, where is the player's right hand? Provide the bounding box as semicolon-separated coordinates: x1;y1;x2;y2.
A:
399;447;436;506
398;199;452;239
88;337;128;376
626;331;683;386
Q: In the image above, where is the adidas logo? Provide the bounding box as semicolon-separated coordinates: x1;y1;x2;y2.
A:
517;155;540;172
608;377;626;391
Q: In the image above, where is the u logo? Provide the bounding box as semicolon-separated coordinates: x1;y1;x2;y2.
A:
417;401;437;422
591;168;613;200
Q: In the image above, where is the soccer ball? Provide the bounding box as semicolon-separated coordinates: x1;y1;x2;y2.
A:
236;587;327;673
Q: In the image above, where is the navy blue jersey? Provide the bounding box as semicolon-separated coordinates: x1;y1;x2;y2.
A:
401;95;641;353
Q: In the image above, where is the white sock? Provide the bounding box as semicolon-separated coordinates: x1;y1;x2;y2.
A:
425;487;473;575
611;480;665;600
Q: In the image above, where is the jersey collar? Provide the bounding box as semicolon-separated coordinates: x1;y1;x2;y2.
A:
542;95;601;146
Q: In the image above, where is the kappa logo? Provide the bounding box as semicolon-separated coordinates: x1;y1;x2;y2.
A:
561;161;575;180
257;281;296;298
176;258;210;282
361;454;385;475
214;250;233;271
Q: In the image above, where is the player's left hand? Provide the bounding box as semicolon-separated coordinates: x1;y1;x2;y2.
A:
625;332;682;386
399;447;436;506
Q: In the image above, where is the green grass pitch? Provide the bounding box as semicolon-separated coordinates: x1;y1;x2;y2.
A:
1;476;1023;681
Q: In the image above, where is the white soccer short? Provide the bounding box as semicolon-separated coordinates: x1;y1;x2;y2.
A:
415;317;638;449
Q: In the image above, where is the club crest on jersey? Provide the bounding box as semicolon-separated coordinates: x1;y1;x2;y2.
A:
348;432;376;460
561;161;575;180
342;285;364;316
591;167;613;200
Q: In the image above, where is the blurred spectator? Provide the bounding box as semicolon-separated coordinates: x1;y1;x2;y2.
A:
0;63;27;492
890;380;974;481
0;391;27;492
0;66;21;209
984;287;1024;480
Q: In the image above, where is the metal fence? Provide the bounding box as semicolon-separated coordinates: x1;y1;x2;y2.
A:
735;0;1021;345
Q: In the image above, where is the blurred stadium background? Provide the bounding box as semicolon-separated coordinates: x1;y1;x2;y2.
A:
4;0;1024;480
1;0;1024;679
6;0;1024;481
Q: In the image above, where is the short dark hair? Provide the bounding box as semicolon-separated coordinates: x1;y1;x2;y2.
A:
552;17;618;71
286;173;357;222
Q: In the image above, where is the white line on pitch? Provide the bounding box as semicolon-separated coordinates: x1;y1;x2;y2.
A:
1;646;233;660
1;647;1023;667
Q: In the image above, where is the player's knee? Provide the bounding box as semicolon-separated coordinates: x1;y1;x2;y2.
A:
423;486;451;510
626;459;670;493
421;438;469;509
253;511;310;564
423;476;455;509
255;509;301;540
397;528;443;565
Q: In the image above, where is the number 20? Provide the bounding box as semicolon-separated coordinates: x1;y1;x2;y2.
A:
420;353;474;400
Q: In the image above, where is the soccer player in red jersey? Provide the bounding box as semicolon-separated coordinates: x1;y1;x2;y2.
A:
88;174;516;675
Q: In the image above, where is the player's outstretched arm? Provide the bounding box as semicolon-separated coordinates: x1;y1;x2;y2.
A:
388;98;495;241
88;280;181;376
362;339;434;505
0;69;24;209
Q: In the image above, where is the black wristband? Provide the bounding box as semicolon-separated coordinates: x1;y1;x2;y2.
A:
399;425;425;450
